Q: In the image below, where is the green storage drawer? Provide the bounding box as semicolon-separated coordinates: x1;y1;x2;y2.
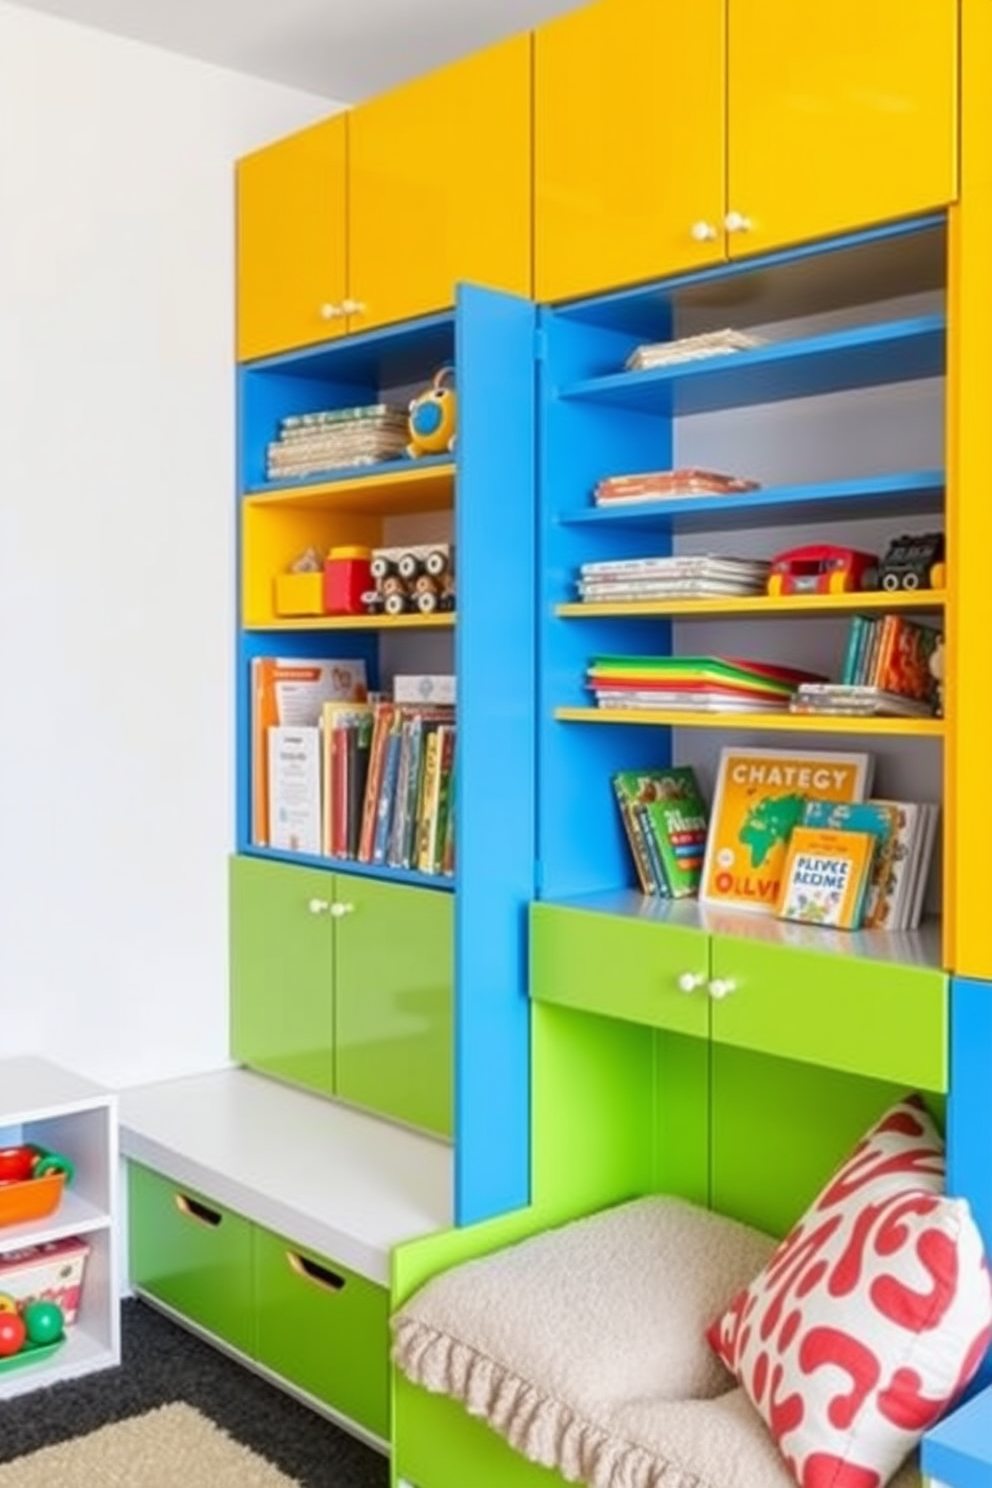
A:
530;902;710;1039
253;1225;389;1438
128;1163;254;1354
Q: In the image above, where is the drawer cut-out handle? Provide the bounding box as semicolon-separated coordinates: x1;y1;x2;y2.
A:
287;1250;346;1294
174;1193;223;1228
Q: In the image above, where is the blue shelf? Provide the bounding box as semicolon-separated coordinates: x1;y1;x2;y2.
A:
556;314;946;417
244;451;454;499
241;845;455;893
923;1383;992;1488
559;469;945;534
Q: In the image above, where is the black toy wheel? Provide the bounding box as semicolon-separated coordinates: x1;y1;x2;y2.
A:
901;572;920;590
881;573;900;592
384;591;410;617
425;549;449;578
397;552;423;580
416;589;439;615
370;556;396;581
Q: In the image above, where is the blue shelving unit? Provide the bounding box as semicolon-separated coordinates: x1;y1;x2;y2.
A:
235;288;537;1227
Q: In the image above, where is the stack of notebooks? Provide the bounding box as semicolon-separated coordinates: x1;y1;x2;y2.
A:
587;656;825;714
266;404;410;481
613;766;709;898
777;797;939;931
790;615;941;719
577;555;770;602
593;468;760;507
624;328;766;372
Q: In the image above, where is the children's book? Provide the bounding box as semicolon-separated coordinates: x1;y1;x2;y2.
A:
800;799;900;929
700;747;873;915
267;726;321;856
613;767;708;898
777;827;877;929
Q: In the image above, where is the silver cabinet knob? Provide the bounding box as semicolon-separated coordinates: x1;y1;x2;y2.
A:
708;978;737;1001
724;211;752;234
690;221;718;242
677;972;706;994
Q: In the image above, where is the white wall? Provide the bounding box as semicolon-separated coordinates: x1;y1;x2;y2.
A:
0;2;335;1087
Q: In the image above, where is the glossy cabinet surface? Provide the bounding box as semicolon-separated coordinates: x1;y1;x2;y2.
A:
535;0;725;301
229;856;335;1098
237;116;347;361
128;1164;255;1354
334;879;453;1138
728;0;958;256
530;903;709;1039
346;35;531;332
708;934;948;1091
254;1225;389;1436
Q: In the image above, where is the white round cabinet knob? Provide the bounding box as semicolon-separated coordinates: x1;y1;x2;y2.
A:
307;898;330;915
677;972;706;994
319;303;344;320
341;299;366;315
690;221;718;243
724;211;752;234
329;901;354;919
708;978;737;1001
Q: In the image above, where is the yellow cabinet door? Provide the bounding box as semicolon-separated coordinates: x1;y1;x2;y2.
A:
727;0;958;259
237;115;347;361
535;0;726;303
346;35;531;333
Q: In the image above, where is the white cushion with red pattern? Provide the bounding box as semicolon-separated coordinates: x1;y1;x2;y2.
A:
708;1096;992;1488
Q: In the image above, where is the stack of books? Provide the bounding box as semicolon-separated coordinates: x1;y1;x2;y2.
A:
613;766;709;898
266;404;410;481
346;701;456;875
593;468;760;507
577;555;770;603
624;328;766;372
790;615;941;719
778;798;938;931
587;656;825;714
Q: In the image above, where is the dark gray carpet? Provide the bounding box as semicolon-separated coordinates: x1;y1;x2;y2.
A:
0;1300;388;1487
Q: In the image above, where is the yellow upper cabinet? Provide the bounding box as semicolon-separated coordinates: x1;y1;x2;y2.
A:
727;0;959;258
237;116;347;362
535;0;726;302
346;35;532;333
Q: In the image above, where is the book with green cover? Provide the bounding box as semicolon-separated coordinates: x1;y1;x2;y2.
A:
613;766;709;897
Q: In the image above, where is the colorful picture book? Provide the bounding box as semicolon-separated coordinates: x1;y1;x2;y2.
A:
613;767;709;898
588;656;825;714
699;747;874;915
251;656;368;846
593;468;761;507
777;827;877;929
799;797;938;931
798;614;944;717
357;703;456;875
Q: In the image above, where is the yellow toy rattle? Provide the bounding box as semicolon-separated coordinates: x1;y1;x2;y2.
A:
407;364;456;458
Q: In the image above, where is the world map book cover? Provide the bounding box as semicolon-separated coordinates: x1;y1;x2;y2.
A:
700;747;873;914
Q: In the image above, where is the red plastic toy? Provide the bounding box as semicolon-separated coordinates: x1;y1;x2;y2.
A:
767;544;878;596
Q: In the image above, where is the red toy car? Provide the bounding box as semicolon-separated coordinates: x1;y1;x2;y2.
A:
767;544;878;597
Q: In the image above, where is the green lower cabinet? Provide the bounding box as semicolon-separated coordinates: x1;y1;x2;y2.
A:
530;902;710;1038
709;934;948;1092
334;877;453;1137
253;1226;389;1438
230;855;335;1096
128;1163;254;1355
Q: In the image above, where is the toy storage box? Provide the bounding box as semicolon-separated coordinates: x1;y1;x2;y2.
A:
0;1236;89;1325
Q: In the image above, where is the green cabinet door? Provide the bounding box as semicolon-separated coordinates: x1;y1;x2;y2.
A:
128;1163;254;1354
708;933;948;1091
230;855;335;1096
334;877;453;1137
530;902;710;1039
254;1225;389;1438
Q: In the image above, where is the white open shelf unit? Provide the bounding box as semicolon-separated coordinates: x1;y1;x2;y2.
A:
0;1057;119;1399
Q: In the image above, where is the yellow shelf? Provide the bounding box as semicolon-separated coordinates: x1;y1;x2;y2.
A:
244;462;455;516
556;590;948;620
246;613;455;632
554;706;944;737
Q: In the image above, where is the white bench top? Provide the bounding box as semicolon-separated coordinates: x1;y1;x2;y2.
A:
119;1067;453;1286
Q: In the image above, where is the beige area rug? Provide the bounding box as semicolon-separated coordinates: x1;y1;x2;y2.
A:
0;1402;302;1487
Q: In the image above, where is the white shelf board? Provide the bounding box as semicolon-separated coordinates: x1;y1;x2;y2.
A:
0;1326;118;1401
544;890;944;970
0;1191;111;1254
0;1058;113;1124
119;1068;453;1286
